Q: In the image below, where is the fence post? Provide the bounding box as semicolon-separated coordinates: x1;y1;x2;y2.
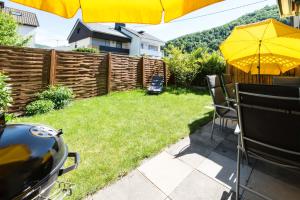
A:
141;56;146;88
163;62;167;87
49;49;57;85
107;53;112;93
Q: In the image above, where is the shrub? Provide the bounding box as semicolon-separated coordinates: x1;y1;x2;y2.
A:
73;47;98;53
0;73;12;112
193;51;226;86
164;46;207;87
38;85;74;109
25;100;54;116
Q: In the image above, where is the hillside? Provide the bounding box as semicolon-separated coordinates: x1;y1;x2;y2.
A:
166;5;290;52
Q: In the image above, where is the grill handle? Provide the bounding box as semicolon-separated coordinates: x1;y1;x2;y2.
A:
59;152;80;176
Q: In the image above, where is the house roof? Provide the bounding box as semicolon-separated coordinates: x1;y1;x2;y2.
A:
3;7;39;27
122;27;165;43
86;23;130;39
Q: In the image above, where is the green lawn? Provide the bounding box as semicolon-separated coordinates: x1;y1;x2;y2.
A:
14;88;212;199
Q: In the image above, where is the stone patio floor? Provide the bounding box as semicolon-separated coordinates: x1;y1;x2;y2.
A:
87;119;300;200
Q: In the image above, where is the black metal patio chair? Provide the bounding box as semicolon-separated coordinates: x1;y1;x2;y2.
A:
206;75;237;138
235;83;300;200
221;74;236;107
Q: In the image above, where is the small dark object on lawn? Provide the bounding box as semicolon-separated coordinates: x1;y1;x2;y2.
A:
147;75;164;94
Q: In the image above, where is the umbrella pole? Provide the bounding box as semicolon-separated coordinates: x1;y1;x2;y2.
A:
257;40;262;84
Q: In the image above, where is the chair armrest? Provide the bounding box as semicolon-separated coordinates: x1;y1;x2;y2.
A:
214;104;237;113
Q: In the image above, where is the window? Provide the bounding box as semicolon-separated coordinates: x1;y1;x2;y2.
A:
10;11;22;16
100;39;110;47
116;41;122;48
148;45;158;51
141;43;144;49
77;28;81;34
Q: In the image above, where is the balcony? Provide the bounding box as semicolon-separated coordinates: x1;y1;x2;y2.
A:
99;46;129;54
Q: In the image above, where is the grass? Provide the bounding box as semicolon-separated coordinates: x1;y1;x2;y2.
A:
14;88;213;199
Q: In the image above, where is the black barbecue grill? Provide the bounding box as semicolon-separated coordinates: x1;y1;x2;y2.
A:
0;114;79;200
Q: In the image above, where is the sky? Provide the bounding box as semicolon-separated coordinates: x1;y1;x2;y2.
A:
2;0;277;47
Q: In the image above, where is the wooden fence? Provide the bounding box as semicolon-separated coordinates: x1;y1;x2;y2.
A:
0;46;167;113
227;65;300;84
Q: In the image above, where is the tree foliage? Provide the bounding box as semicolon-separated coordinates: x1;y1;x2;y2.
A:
166;5;289;52
0;11;30;47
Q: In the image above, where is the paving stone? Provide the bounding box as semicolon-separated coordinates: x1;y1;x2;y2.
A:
138;151;193;195
169;170;234;200
165;134;215;168
213;139;237;161
243;162;300;200
225;132;238;143
196;120;235;141
197;152;252;191
91;170;167;200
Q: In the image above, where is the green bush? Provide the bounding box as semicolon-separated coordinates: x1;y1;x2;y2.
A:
25;100;54;116
164;46;205;87
38;85;74;109
0;73;12;112
73;47;98;53
193;51;226;86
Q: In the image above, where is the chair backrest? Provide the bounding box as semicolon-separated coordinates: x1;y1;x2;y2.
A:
151;75;163;86
221;74;235;99
206;75;228;115
273;76;300;87
236;84;300;166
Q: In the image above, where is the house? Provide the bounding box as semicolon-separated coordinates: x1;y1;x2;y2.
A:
0;1;39;47
68;20;165;58
120;26;165;58
277;0;300;28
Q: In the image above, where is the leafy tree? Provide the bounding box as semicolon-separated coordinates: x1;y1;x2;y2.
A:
0;11;30;46
167;5;289;52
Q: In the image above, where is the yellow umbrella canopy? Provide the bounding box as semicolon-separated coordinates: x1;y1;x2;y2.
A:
10;0;223;24
220;18;300;76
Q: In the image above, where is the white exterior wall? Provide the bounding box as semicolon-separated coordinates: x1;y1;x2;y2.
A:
17;25;37;48
121;28;141;56
140;38;164;58
69;37;92;49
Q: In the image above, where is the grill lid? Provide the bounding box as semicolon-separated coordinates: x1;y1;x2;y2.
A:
0;123;68;200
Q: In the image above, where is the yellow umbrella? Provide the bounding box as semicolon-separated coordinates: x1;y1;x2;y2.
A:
220;18;300;81
10;0;223;24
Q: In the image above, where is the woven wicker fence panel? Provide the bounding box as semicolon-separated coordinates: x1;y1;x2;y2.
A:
0;46;50;113
144;58;165;86
55;51;108;98
0;46;166;113
227;65;300;85
110;54;142;91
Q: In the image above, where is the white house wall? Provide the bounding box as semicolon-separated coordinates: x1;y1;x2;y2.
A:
69;37;92;49
140;38;164;58
120;28;141;56
17;25;37;48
